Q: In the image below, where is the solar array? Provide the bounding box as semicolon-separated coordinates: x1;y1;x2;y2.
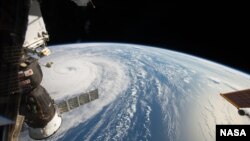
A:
220;89;250;109
57;89;99;114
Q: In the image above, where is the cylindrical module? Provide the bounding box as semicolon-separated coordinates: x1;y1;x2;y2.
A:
21;85;62;139
19;58;62;139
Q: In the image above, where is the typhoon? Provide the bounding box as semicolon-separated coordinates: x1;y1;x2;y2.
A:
19;43;250;141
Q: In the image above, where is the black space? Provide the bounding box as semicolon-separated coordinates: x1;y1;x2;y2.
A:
40;0;249;74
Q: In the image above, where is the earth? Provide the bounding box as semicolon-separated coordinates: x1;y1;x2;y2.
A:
20;43;250;141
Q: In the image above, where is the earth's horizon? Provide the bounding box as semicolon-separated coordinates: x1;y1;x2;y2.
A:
20;43;250;141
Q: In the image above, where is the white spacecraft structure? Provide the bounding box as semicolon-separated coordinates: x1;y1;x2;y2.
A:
21;1;99;140
23;0;50;57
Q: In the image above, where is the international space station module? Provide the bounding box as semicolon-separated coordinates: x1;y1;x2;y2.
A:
18;0;99;140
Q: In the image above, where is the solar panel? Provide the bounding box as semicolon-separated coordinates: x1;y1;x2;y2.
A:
220;89;250;109
89;89;99;101
79;93;90;105
57;101;69;114
57;89;99;114
68;97;79;110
